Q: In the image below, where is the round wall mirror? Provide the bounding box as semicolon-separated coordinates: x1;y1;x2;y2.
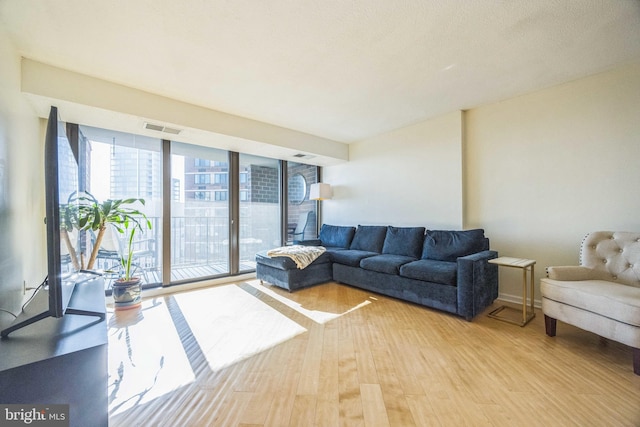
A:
288;173;307;205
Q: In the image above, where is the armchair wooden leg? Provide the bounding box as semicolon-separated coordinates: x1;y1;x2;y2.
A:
544;315;557;337
634;348;640;376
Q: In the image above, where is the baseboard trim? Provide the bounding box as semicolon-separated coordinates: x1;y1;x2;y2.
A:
136;273;257;299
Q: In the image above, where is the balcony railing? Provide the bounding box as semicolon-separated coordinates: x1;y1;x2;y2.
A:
97;216;276;289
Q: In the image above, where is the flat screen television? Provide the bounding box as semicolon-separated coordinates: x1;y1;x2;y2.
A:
1;106;104;338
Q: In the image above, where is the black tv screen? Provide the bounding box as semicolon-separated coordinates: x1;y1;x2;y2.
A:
0;106;103;337
45;106;79;317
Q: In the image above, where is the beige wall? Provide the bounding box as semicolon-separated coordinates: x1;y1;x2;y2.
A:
0;31;46;314
323;64;640;304
465;63;640;303
323;111;464;228
21;59;348;167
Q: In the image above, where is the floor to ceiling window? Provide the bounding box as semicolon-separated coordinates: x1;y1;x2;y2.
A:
171;142;230;282
75;123;318;288
287;162;318;244
79;125;163;288
238;154;281;271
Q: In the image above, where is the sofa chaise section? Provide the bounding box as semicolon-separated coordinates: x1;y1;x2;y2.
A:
255;225;355;291
255;250;333;292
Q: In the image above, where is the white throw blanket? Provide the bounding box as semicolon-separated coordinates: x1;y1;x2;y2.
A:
267;245;326;269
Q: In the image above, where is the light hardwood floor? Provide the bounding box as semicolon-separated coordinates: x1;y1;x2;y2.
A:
107;280;640;426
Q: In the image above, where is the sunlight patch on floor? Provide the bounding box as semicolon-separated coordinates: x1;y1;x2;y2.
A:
107;298;195;417
247;279;372;324
174;284;307;372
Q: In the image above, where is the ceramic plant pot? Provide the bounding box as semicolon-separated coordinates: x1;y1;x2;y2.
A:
112;277;142;310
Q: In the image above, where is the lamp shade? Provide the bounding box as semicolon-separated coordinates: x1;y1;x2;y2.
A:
309;183;332;200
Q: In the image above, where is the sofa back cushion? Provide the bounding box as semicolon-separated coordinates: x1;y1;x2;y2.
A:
422;229;489;262
350;225;387;253
319;224;356;249
382;226;425;258
580;231;640;288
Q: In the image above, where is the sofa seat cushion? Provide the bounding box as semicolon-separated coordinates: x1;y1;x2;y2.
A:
541;278;640;327
256;250;331;271
400;259;458;286
324;246;349;253
360;254;417;275
422;229;488;262
330;250;379;267
298;242;349;253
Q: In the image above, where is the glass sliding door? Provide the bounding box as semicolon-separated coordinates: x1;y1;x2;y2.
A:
287;162;319;244
238;154;281;271
77;123;323;287
80;126;163;288
171;142;230;282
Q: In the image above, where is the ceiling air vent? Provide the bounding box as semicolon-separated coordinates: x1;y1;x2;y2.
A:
162;126;182;135
293;154;316;161
144;122;182;135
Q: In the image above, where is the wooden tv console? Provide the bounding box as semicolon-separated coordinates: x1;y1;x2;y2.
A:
0;276;108;427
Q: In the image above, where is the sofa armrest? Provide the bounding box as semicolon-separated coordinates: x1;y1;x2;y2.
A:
295;239;322;246
546;265;611;281
456;250;499;321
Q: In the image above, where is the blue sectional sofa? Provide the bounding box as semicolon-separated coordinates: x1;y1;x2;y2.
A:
255;224;499;321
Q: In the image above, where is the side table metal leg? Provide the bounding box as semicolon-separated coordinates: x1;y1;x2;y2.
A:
530;264;535;317
522;267;527;324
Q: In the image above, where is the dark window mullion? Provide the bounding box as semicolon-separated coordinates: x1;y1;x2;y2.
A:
162;139;171;286
280;160;288;246
315;165;322;236
229;152;240;274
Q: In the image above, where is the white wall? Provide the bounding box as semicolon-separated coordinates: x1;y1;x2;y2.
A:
323;64;640;304
21;59;348;167
0;31;46;316
322;110;463;228
466;63;640;302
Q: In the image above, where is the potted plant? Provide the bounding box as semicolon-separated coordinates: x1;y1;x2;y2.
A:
110;214;152;310
75;194;149;268
75;193;152;309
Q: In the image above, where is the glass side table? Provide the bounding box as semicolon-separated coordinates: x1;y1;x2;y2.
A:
488;257;536;326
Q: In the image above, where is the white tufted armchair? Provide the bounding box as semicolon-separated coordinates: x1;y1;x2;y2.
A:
540;231;640;375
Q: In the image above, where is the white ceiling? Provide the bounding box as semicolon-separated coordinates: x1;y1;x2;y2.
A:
1;0;639;143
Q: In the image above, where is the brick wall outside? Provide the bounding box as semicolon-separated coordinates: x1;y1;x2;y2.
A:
249;165;279;203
